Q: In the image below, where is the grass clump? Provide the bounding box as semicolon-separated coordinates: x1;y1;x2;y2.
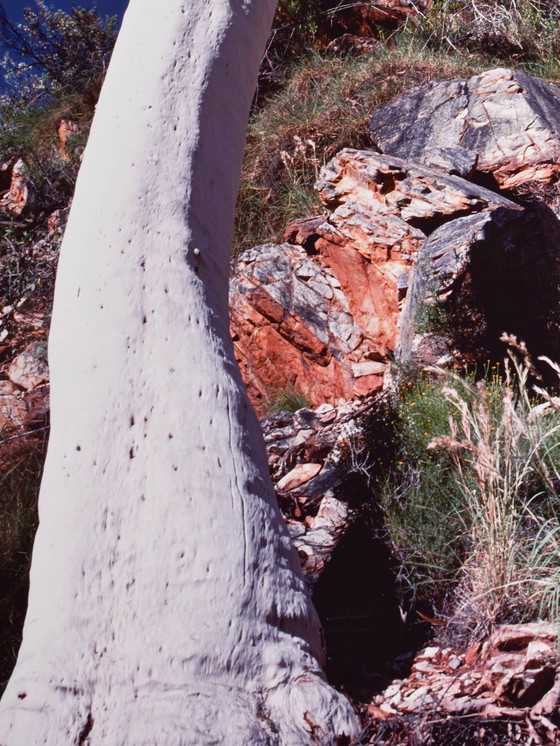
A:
377;345;560;643
264;383;312;414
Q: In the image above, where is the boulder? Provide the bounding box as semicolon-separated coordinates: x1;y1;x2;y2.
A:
230;242;389;411
398;206;560;367
8;340;49;391
315;148;518;223
368;68;560;195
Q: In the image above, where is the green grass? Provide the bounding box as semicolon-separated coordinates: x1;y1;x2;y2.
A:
370;350;560;641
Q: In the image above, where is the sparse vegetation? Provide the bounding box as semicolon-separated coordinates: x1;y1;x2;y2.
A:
369;343;560;645
264;383;313;414
0;2;117;218
1;0;560;713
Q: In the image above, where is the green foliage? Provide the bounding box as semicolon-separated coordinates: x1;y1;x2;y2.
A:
373;351;560;642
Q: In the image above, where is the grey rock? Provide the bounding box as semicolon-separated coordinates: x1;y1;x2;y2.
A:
369;67;560;192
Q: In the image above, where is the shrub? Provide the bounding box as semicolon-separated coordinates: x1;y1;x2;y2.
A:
0;1;117;104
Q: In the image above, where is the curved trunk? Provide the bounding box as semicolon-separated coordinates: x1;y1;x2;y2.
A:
0;1;360;744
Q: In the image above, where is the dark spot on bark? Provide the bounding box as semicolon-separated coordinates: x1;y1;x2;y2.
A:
78;713;94;745
129;447;135;459
76;445;81;452
130;416;135;427
17;692;26;699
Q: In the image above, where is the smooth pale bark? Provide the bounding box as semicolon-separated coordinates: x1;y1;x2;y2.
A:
0;1;360;744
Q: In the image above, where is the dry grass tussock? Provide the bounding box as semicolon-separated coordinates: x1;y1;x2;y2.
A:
426;337;560;643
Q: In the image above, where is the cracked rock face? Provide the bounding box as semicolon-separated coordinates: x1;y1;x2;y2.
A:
368;67;560;195
231;129;560;408
230;190;427;411
230;242;388;411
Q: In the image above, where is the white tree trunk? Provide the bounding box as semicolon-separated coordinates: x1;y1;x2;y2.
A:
0;1;360;744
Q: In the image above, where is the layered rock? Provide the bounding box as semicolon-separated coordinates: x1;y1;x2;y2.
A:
368;67;560;197
315;148;517;222
369;622;560;744
231;130;560;407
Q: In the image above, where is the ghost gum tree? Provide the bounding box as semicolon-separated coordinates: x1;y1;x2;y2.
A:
0;1;360;744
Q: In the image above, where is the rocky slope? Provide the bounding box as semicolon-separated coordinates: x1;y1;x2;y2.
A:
231;68;560;413
1;66;560;741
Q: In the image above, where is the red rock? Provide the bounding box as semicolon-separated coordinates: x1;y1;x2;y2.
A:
492;622;558;651
230;243;388;411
